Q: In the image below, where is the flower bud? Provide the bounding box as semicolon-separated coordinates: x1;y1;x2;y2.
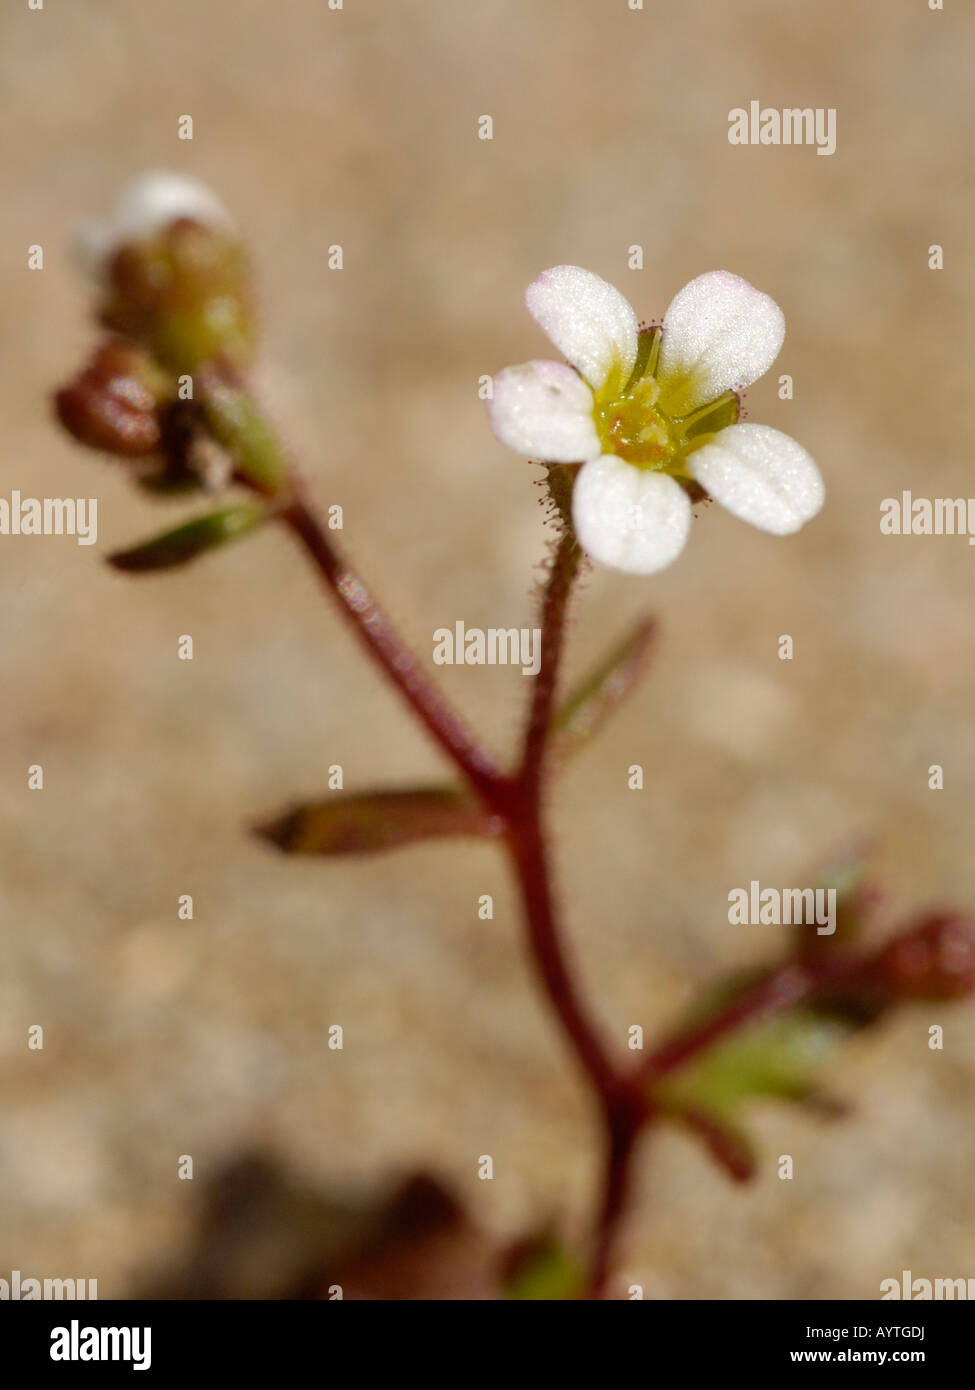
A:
875;912;975;1000
54;338;168;457
100;217;254;371
74;172;234;280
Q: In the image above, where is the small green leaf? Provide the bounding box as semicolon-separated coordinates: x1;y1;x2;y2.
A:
256;786;504;857
198;370;286;491
503;1236;582;1301
656;1010;845;1118
552;617;656;758
108;503;267;572
654;1008;846;1182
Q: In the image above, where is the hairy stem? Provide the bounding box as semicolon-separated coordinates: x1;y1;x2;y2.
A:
509;530;649;1296
520;533;581;789
286;486;648;1297
505;812;621;1101
282;490;502;801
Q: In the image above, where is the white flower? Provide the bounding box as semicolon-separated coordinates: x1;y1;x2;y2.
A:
74;172;234;280
488;266;824;575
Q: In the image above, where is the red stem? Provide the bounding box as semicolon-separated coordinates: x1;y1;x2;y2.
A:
639;952;870;1086
285;497;626;1106
520;535;580;789
283;494;502;801
283;488;858;1298
505;533;619;1097
509;531;648;1297
505;810;621;1102
587;1107;644;1299
284;494;647;1295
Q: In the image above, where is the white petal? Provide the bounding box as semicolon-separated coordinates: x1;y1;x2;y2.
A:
572;455;692;575
488;361;600;461
113;171;234;242
73;172;234;279
686;423;824;535
525;266;638;390
71;220;116;280
657;270;785;416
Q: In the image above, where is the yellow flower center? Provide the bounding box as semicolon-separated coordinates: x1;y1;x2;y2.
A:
593;328;740;473
596;373;676;468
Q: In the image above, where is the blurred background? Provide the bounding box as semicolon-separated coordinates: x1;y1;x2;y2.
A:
2;0;974;1298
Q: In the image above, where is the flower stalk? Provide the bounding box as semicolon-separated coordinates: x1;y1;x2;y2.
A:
285;478;649;1294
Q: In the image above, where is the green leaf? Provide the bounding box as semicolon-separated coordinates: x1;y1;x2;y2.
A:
256;786;504;857
503;1236;582;1301
551;617;656;758
655;1010;845;1118
108;503;267;572
653;1008;847;1182
197;370;286;492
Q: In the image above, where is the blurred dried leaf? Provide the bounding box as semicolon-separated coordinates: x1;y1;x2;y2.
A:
552;616;656;758
256;786;505;856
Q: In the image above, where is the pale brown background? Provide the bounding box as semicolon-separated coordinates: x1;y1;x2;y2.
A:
1;0;973;1298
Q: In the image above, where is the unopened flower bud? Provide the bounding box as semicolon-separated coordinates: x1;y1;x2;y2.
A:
100;217;253;371
74;172;234;281
54;338;168;457
75;173;251;372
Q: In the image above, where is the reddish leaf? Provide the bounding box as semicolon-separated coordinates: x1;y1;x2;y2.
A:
256;786;505;857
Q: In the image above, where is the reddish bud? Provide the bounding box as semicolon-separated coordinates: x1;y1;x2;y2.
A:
55;338;166;457
875;912;975;1001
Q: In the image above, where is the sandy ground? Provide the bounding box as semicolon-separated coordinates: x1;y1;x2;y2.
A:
1;0;974;1297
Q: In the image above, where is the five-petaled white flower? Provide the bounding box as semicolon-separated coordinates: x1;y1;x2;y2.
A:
488;266;824;574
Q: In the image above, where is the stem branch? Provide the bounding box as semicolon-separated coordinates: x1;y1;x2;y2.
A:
282;491;502;801
640;953;868;1086
286;485;648;1296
